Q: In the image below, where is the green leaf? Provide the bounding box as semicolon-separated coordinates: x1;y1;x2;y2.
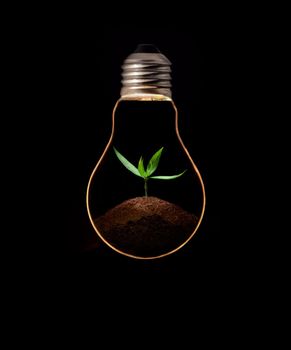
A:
138;157;147;177
113;147;142;177
150;170;187;180
146;147;164;176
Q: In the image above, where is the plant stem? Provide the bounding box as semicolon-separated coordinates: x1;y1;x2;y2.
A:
144;178;148;197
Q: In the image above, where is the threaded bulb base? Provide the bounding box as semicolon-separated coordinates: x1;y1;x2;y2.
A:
121;44;172;99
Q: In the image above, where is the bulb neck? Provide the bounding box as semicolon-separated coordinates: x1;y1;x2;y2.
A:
120;94;172;101
120;44;172;100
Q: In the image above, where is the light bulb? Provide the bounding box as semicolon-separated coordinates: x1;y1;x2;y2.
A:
86;44;206;259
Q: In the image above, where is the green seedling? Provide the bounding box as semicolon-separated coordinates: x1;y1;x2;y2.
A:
113;147;186;197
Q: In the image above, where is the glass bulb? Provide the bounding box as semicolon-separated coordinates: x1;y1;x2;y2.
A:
86;44;206;259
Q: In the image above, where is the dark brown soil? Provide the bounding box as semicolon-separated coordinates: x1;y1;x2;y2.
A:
94;196;198;257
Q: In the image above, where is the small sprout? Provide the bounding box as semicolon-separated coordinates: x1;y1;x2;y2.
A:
113;147;186;197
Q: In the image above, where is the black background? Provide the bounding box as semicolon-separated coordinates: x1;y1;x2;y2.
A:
42;14;259;278
12;6;282;340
